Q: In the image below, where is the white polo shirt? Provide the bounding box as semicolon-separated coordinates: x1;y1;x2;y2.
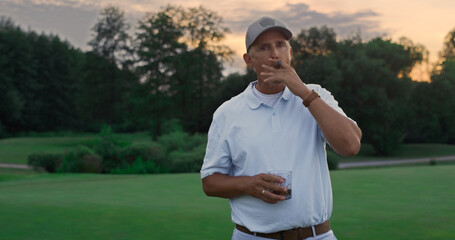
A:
201;81;349;233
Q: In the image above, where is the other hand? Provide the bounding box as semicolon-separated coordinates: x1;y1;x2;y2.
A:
260;58;308;97
243;173;288;204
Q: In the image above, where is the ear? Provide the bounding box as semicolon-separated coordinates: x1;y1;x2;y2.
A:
243;53;254;68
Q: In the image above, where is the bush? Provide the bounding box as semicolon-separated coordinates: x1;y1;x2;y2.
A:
327;151;339;170
147;142;167;167
28;153;62;173
119;143;165;164
110;156;167;174
158;131;207;153
59;146;103;173
93;125;123;172
168;144;206;173
80;154;103;173
117;143;168;172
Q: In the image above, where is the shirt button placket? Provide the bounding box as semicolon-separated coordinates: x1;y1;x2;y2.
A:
272;111;281;133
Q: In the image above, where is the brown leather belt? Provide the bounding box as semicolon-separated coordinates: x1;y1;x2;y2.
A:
235;220;330;240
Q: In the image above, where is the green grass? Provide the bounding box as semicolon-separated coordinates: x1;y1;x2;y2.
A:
331;166;455;239
0;173;232;240
0;168;43;182
0;132;152;164
337;143;455;162
1;165;454;240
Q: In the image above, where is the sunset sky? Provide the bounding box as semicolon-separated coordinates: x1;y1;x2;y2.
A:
1;0;455;81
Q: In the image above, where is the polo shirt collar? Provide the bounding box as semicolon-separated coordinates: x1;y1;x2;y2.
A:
244;81;294;109
282;86;293;101
245;81;262;109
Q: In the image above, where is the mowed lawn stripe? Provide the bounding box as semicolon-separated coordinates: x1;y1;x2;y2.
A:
1;165;454;240
0;173;233;240
331;165;455;240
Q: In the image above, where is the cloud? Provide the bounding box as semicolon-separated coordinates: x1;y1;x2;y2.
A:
0;0;389;73
226;3;387;40
0;1;99;50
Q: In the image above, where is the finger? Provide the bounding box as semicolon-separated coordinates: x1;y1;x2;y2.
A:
262;64;280;71
260;72;274;77
261;196;279;204
260;175;287;194
257;189;282;204
263;182;288;196
268;58;288;68
261;173;285;183
262;190;286;203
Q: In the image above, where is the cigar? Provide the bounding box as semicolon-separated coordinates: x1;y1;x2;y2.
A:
275;60;282;68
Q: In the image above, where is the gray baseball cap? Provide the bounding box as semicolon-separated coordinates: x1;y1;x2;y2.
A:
245;16;292;52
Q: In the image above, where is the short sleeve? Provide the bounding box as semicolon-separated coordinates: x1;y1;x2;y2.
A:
314;86;347;117
310;85;357;143
200;119;232;179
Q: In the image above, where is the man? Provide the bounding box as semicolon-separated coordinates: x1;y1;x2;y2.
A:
200;16;362;240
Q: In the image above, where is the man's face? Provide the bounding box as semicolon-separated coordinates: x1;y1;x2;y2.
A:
243;30;292;78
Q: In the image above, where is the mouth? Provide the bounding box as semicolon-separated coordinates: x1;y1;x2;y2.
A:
275;60;282;68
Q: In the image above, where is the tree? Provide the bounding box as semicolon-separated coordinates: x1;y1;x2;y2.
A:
406;28;455;144
182;5;234;61
291;26;337;59
172;47;224;132
133;5;187;137
427;59;455;143
0;18;24;136
0;21;37;133
365;38;424;78
0;17;86;134
334;38;422;155
291;26;342;96
174;6;232;132
133;5;233;135
88;6;133;68
440;27;455;61
29;34;80;131
82;6;135;128
406;81;446;143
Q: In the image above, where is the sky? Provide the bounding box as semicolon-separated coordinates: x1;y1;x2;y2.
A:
1;0;455;81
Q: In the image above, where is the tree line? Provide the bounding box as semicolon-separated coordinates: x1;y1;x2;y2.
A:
1;5;455;156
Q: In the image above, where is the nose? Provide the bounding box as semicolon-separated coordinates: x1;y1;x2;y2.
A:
270;45;279;59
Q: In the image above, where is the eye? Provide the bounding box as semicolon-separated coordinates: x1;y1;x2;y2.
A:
277;42;286;48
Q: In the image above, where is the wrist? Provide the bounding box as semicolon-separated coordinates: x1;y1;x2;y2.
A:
238;176;252;194
302;90;320;107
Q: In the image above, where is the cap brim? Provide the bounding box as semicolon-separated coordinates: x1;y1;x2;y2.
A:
247;27;292;51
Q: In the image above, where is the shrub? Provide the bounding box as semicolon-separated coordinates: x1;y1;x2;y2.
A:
28;153;62;173
117;143;168;172
149;118;184;139
59;146;103;173
327;151;339;170
93;125;122;172
110;156;167;174
119;143;165;164
158;131;207;153
80;154;103;173
168;144;206;173
119;143;149;164
162;118;184;134
148;142;167;167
